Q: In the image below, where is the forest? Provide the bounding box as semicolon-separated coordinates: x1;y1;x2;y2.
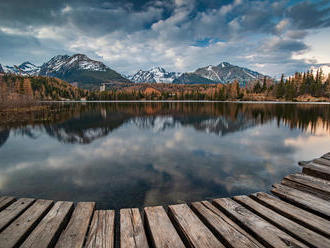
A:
0;69;329;105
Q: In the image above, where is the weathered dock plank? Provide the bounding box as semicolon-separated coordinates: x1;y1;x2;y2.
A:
0;197;15;211
85;210;115;248
322;152;330;160
0;199;53;248
233;195;330;248
213;198;308;248
281;173;330;200
251;192;330;238
302;162;330;180
169;203;225;248
1;153;330;248
191;201;262;248
272;183;330;219
20;201;73;248
120;208;148;248
55;202;95;248
144;206;185;248
285;173;330;193
281;178;330;201
313;158;330;167
0;198;35;232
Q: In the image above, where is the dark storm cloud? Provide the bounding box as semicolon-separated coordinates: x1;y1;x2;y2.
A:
271;39;308;52
287;0;330;29
0;0;67;27
0;0;167;34
286;30;308;39
66;4;165;36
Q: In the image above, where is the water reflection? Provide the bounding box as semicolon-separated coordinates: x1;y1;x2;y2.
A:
0;102;329;209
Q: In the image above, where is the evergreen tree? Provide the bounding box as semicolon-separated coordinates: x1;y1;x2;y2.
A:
262;76;267;92
276;74;285;98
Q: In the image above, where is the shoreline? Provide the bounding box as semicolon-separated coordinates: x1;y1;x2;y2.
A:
41;100;330;104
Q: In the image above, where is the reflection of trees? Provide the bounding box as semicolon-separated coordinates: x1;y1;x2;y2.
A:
125;102;330;136
0;102;329;145
0;128;9;148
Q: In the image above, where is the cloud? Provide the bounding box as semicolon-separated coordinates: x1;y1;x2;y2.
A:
0;0;329;76
262;37;309;53
286;0;330;29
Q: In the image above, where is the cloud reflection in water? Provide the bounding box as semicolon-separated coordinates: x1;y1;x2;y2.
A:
0;102;329;209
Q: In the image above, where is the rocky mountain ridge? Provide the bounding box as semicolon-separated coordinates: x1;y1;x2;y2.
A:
0;54;129;87
130;62;266;85
129;67;181;83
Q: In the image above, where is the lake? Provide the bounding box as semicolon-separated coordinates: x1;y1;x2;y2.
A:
0;102;329;209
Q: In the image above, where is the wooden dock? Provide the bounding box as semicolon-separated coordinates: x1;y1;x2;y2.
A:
0;153;330;248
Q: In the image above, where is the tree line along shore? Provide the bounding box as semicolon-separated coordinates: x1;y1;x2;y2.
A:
0;69;329;111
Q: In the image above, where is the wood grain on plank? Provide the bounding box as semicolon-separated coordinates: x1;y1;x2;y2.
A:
168;204;225;248
144;206;185;248
0;198;35;232
20;201;73;248
313;158;330;167
285;173;330;194
213;198;307;248
281;178;330;201
191;201;262;248
272;183;330;219
251;192;330;238
120;208;148;248
233;195;330;248
55;202;95;248
302;162;330;180
322;153;330;160
0;199;53;248
85;210;115;248
0;197;15;211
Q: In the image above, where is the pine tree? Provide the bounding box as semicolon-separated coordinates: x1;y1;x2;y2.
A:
262;76;267;92
276;74;285;98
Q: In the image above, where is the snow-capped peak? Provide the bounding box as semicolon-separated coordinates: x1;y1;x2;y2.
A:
219;62;230;68
39;54;109;76
1;61;40;76
130;67;181;83
150;67;166;74
194;61;264;85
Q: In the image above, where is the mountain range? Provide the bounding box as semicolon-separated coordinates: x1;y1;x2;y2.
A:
2;54;329;87
0;54;129;86
129;62;265;85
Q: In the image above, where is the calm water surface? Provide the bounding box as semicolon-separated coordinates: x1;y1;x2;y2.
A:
0;102;329;209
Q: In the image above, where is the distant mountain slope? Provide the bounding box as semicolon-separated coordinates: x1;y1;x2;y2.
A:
131;62;265;85
39;54;130;84
2;62;40;76
173;73;217;84
0;64;4;73
130;67;181;83
194;62;264;85
1;58;267;86
1;54;130;87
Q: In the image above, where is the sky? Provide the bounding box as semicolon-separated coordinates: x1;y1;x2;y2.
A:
0;0;329;77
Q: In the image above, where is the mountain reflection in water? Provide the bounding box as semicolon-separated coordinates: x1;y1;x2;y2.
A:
0;102;329;209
